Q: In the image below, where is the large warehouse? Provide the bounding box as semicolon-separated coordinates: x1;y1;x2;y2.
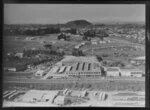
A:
43;62;102;79
43;56;103;79
66;62;102;77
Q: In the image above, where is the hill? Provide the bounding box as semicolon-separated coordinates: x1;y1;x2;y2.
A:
65;19;93;28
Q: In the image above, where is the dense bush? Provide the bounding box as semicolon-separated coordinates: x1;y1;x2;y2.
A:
57;33;70;41
96;55;103;62
72;49;85;56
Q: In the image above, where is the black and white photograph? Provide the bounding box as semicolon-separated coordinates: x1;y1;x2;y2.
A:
3;4;146;107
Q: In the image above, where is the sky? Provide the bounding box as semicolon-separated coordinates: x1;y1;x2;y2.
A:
4;4;145;24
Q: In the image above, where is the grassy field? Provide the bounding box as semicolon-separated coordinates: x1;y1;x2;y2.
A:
3;35;44;52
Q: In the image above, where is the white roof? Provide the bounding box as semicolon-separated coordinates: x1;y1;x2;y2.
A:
65;66;72;72
58;66;66;73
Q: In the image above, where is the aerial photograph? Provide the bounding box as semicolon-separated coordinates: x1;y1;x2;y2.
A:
3;4;145;107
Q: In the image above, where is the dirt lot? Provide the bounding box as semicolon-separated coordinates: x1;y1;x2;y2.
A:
3;90;145;107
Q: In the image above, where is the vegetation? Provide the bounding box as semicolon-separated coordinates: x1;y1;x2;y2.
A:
64;28;77;34
57;33;70;41
4;49;64;69
4;26;60;36
83;29;109;40
43;44;52;50
72;49;85;56
96;55;103;62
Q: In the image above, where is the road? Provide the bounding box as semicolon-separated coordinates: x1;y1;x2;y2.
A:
4;77;145;84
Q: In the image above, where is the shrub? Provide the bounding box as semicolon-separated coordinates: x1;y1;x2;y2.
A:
102;54;109;57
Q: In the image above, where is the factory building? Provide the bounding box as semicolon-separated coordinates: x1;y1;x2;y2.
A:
45;62;102;78
66;62;102;77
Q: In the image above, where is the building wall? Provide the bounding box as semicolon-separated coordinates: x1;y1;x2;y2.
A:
106;71;120;76
120;71;131;76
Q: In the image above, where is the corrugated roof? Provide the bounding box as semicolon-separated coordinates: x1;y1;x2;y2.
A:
78;62;83;71
88;63;91;70
65;66;72;72
84;63;89;71
69;62;101;73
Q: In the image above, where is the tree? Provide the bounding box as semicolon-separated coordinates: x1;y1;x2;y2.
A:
96;55;103;62
72;49;84;56
96;30;109;40
44;44;52;50
84;30;96;38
